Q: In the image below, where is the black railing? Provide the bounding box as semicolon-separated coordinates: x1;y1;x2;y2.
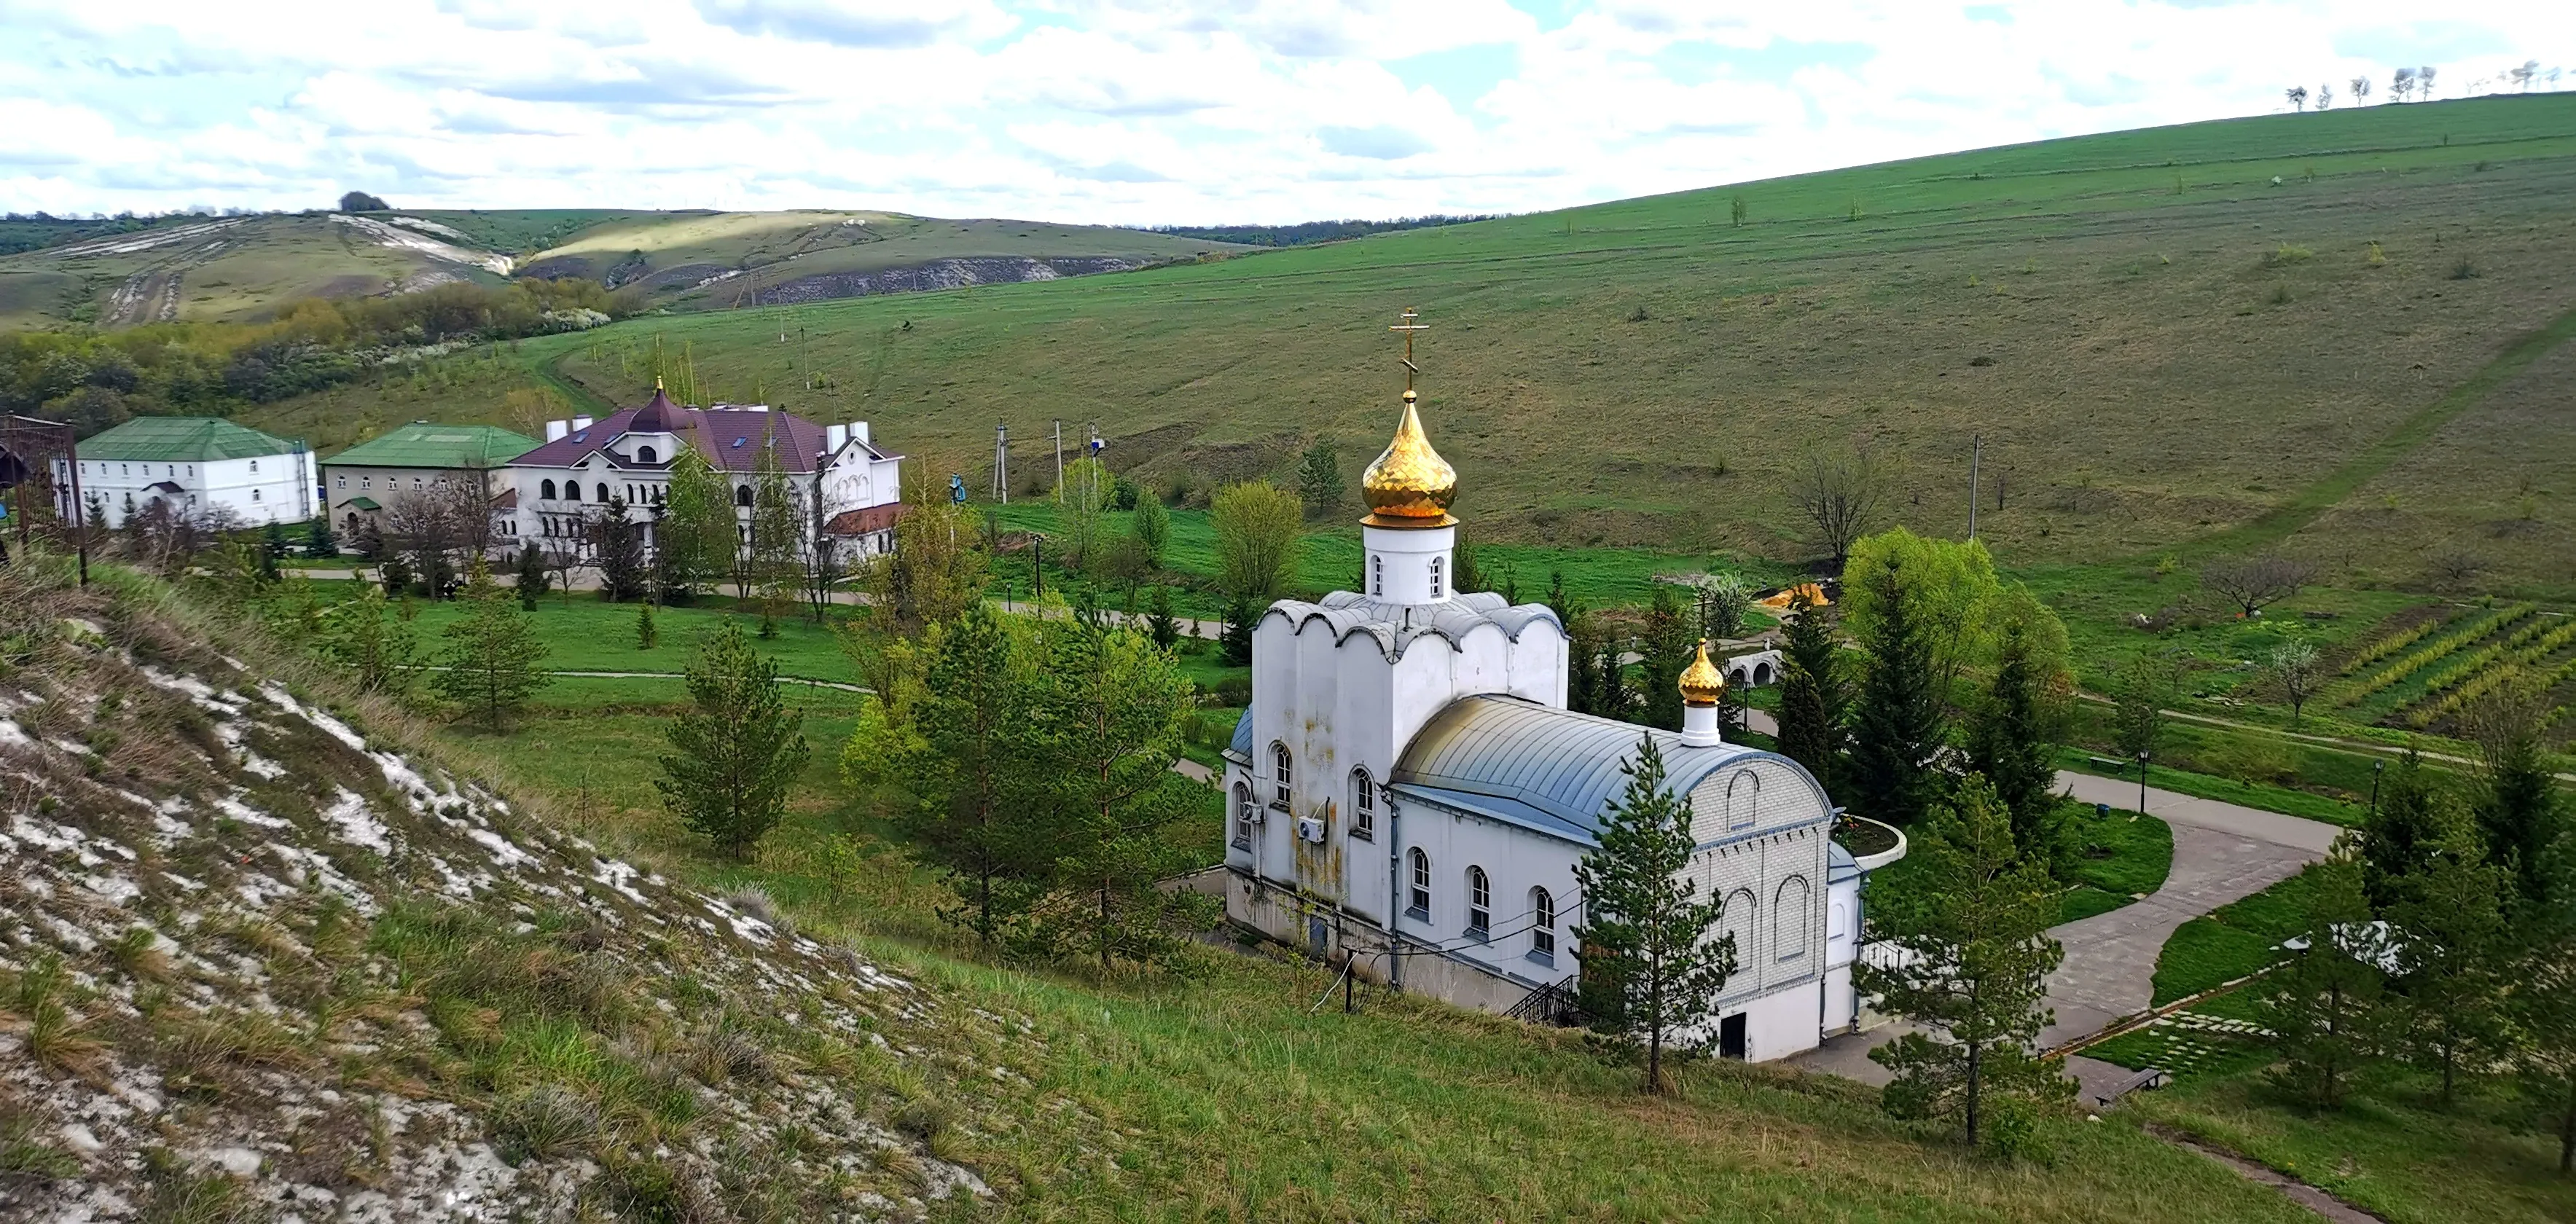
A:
1506;981;1589;1029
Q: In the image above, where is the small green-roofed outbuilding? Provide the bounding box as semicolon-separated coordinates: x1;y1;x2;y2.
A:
324;423;541;469
77;417;301;463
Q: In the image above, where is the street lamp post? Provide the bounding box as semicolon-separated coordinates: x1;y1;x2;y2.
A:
2368;759;2384;821
2136;750;2150;816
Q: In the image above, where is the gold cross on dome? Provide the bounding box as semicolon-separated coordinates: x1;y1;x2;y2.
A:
1390;307;1428;391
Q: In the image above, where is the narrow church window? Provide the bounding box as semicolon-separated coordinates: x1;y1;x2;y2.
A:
1727;772;1761;828
1371;554;1382;596
1774;877;1812;962
1530;888;1556;959
597;482;611;503
638;445;657;463
565;482;581;502
736;485;753;507
1350;769;1375;840
1429;556;1444;598
1232;784;1253;850
1407;849;1430;920
1466;866;1490;937
1270;743;1292;807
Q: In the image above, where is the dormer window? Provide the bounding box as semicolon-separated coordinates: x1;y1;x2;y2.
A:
637;445;657;463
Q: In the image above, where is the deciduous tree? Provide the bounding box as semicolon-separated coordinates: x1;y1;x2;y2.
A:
659;621;809;860
1573;737;1734;1094
318;581;414;694
1857;775;2069;1147
865;476;987;633
659;446;735;601
1058;456;1111;568
1210;481;1302;603
1296;439;1344;517
2200;553;2317;618
1131;488;1170;570
2268;638;2322;725
1789;444;1888;570
431;562;549;730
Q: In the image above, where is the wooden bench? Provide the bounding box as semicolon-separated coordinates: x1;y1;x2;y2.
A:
2092;1067;2171;1107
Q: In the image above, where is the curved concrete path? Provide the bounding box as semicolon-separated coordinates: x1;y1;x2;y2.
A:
1790;766;2338;1090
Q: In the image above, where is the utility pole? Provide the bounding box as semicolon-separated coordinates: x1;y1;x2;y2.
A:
1052;419;1063;503
992;421;1009;503
1966;434;1981;540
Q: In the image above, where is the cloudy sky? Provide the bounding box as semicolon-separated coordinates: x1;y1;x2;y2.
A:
1;1;2567;225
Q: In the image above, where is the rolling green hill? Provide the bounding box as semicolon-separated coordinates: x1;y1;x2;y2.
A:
243;94;2576;590
0;208;1240;330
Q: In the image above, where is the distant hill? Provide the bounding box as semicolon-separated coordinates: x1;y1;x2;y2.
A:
1146;214;1498;247
236;94;2576;593
0;208;1242;329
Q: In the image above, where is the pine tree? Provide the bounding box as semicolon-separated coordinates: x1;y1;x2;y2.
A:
657;621;809;860
2258;840;2385;1110
2467;688;2567;905
2358;750;2447;910
1963;616;2068;873
853;606;1045;944
318;581;415;694
1639;586;1690;729
1565;606;1600;715
1594;632;1632;722
1857;775;2070;1147
2518;826;2576;1173
1218;597;1255;667
2386;824;2510;1107
636;601;658;650
1296;439;1344;517
514;539;548;611
431;562;550;731
1774;587;1845;789
1846;552;1945;826
302;517;337;559
1572;737;1734;1093
1146;584;1180;649
1024;620;1210;970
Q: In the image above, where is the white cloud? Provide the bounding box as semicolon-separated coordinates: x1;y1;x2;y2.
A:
0;0;2567;222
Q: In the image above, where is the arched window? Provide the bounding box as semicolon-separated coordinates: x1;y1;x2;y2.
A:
1371;554;1382;597
541;479;557;501
1429;555;1444;598
248;460;259;472
1232;783;1253;850
1269;742;1292;807
1465;866;1490;937
1727;772;1761;829
251;489;262;501
565;482;582;503
1530;887;1557;959
735;484;753;508
1723;888;1758;972
637;445;657;463
1407;849;1430;919
596;482;611;503
1774;876;1812;962
1349;769;1375;841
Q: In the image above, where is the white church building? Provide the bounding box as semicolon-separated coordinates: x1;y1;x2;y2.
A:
1221;331;1902;1063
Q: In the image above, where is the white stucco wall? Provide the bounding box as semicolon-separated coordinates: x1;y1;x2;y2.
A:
60;451;314;528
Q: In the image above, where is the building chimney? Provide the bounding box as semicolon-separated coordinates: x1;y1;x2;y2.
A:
850;421;870;447
571;416;594;432
546;420;570;442
824;423;847;455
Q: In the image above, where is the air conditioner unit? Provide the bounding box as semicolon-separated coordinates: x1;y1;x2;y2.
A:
1240;803;1264;824
1295;816;1326;844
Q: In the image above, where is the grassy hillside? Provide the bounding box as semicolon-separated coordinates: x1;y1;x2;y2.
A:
0;212;511;329
239;95;2576;590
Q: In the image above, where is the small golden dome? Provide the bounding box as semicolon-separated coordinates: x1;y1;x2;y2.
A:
1360;391;1458;528
1678;639;1727;707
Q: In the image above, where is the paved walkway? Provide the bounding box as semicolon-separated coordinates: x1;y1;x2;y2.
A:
1790;766;2338;1091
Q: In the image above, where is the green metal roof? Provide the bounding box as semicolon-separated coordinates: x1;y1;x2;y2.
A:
77;417;300;463
342;495;381;511
323;422;541;470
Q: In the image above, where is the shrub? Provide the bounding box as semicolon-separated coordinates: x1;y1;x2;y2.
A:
490;1084;599;1164
2451;256;2479;280
2266;244;2314;264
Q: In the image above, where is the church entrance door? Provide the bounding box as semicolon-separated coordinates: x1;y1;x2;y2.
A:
1719;1013;1749;1060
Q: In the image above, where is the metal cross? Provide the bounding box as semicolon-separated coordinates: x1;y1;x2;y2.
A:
1390;307;1428;391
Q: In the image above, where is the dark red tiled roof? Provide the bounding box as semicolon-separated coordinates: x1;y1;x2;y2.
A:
510;401;838;475
823;503;911;536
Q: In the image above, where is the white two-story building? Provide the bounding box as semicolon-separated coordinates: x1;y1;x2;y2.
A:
501;384;905;558
55;417;315;529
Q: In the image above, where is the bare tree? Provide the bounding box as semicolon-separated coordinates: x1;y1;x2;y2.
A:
2418;66;2437;98
2350;75;2372;103
382;489;464;597
2287;85;2309;111
542;538;586;604
445;461;504;563
2316;82;2335;109
2199;553;2319;617
2392;66;2417;102
1789;444;1889;570
2427;549;2484;592
2511;60;2538;92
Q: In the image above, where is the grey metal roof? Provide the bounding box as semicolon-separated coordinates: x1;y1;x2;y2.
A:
1828;841;1860;884
1228;710;1253;760
1392;694;1772;844
1261;590;1562;662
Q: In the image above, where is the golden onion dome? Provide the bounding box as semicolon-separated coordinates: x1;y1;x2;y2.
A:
1678;639;1727;707
1360;391;1459;528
